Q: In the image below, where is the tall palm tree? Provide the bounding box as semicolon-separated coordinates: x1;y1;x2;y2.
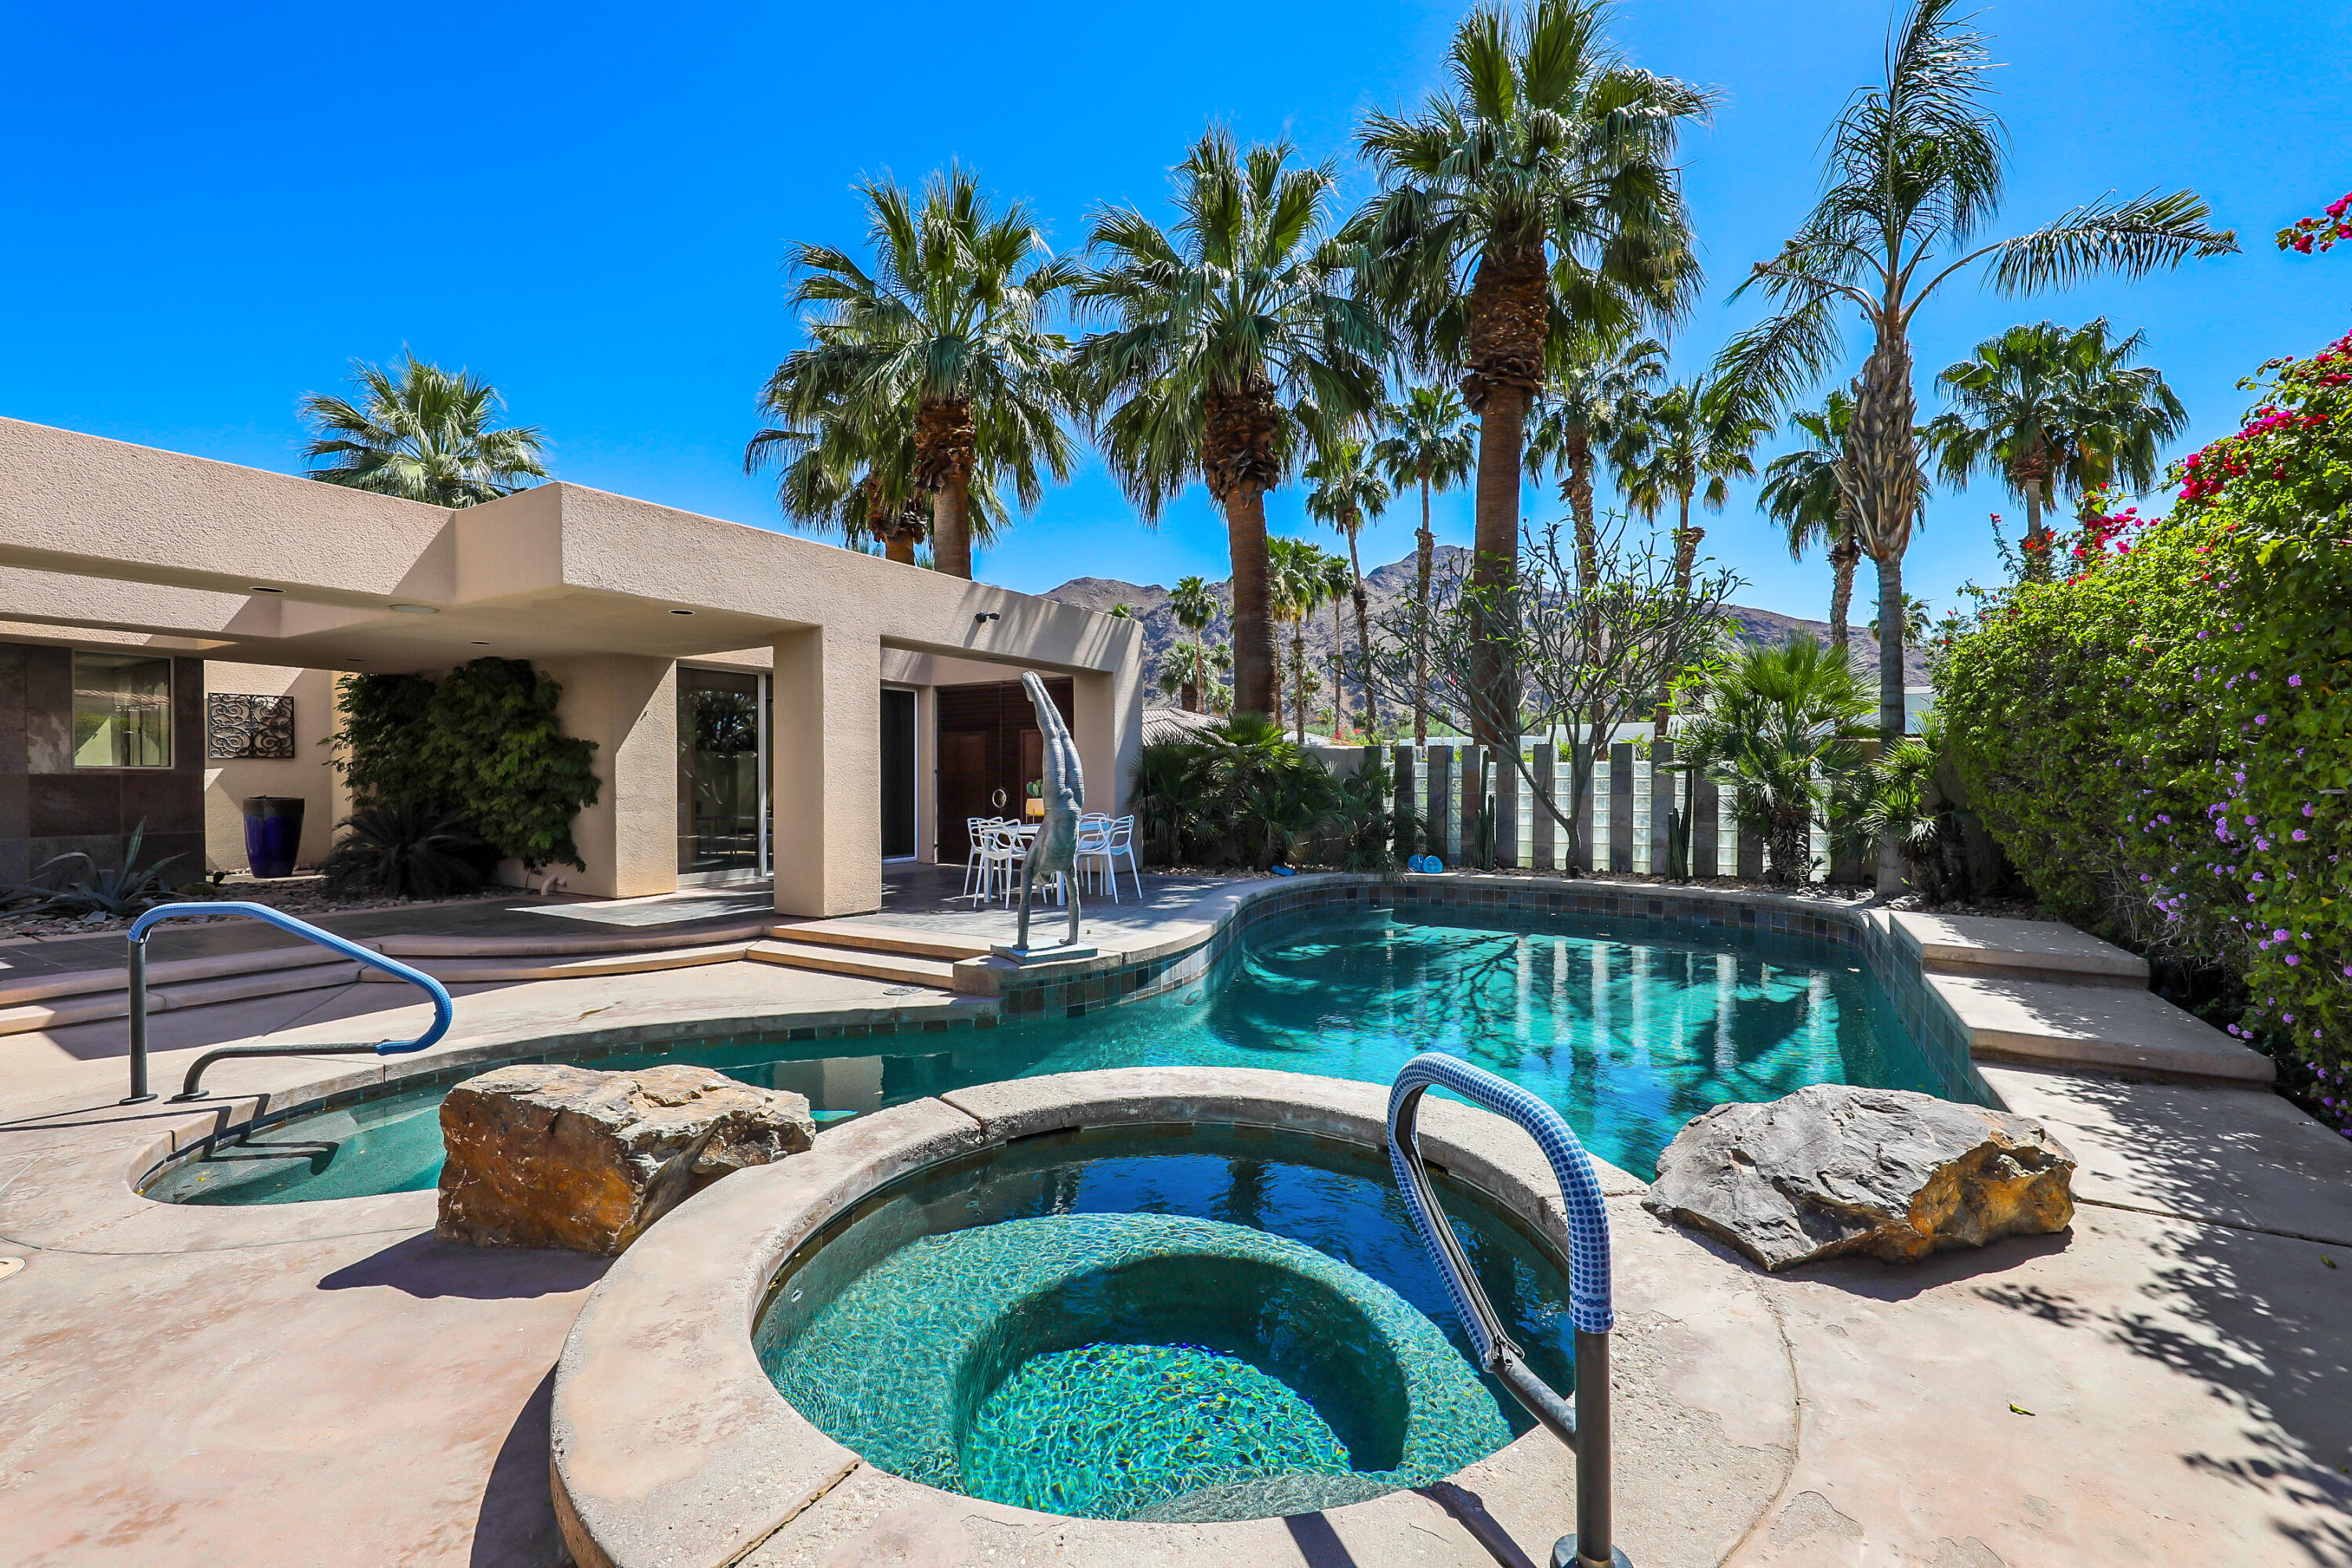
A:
1924;318;2185;577
1353;0;1711;749
1758;391;1864;651
1615;377;1764;591
1267;536;1331;744
1317;548;1359;736
299;355;548;506
1369;383;1476;742
1525;329;1667;593
744;367;949;564
768;166;1079;579
1167;575;1220;713
1304;432;1392;733
1713;0;2234;884
1076;131;1385;720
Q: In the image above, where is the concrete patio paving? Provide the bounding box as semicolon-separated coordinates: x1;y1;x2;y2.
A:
1;874;2347;1566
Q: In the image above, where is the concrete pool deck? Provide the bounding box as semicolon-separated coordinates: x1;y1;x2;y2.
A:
1;873;2346;1565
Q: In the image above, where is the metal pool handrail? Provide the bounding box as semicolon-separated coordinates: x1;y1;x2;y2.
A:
121;902;455;1104
1387;1051;1627;1568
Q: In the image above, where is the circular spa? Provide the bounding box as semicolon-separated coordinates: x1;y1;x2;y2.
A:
544;1069;1721;1568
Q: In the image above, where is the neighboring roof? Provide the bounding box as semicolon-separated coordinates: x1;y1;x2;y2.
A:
1142;706;1221;744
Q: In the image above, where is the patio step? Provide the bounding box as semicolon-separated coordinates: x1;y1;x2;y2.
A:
745;938;959;989
372;925;772;961
0;939;350;1009
359;942;755;984
771;921;992;962
1926;970;2274;1083
0;960;361;1037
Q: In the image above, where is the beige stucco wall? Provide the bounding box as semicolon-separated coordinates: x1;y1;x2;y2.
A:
535;655;678;899
201;663;343;873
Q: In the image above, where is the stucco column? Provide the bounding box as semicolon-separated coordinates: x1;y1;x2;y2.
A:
1070;659;1142;820
771;625;881;917
544;655;677;898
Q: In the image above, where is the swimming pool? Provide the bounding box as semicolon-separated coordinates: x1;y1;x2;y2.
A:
145;902;1966;1204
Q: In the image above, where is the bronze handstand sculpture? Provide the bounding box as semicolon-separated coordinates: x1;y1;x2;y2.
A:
1009;670;1087;956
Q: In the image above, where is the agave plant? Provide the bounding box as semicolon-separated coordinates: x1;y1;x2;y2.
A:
2;820;189;920
321;800;495;899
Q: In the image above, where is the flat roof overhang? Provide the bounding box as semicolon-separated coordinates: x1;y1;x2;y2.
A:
0;417;1138;680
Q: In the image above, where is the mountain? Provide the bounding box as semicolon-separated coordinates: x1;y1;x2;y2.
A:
1041;546;1929;706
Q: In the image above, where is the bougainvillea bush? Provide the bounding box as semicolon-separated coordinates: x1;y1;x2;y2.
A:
1936;331;2352;1132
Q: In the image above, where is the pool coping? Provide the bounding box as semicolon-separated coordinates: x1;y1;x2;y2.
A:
55;869;2269;1247
546;1065;1800;1568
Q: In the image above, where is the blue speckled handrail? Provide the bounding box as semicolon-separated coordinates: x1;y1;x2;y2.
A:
1387;1051;1628;1568
122;902;454;1103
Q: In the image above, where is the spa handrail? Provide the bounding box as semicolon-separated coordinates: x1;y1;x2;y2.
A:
121;902;454;1104
1387;1051;1626;1568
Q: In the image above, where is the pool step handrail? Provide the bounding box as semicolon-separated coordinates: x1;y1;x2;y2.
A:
1387;1051;1628;1568
121;902;455;1104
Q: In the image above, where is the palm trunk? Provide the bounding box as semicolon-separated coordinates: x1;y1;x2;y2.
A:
1564;429;1597;583
1467;381;1530;752
1413;474;1434;746
1225;485;1277;721
1657;488;1702;738
1828;532;1859;652
1190;630;1207;715
1292;624;1309;746
1327;596;1345;739
931;474;973;579
1345;530;1373;735
2021;487;2048;581
1875;550;1908;891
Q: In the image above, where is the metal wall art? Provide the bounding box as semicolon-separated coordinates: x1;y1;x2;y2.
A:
205;694;296;760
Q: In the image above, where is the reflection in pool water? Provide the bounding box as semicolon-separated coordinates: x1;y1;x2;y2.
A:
146;904;1965;1205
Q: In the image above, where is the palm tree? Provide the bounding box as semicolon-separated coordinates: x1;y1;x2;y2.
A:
1677;634;1873;885
1714;0;2234;884
1304;433;1392;733
1370;383;1476;742
1925;318;2185;577
1758;391;1864;651
1157;639;1232;714
744;369;945;564
1616;377;1764;593
1267;536;1333;745
1076;131;1385;720
1317;547;1359;736
767;166;1080;579
1167;575;1220;713
1353;0;1711;749
299;355;548;506
1525;329;1667;593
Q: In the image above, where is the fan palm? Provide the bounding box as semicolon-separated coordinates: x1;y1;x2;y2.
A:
1525;329;1666;593
1758;392;1865;651
1304;433;1392;732
765;166;1079;579
1352;0;1711;749
743;371;946;564
1076;131;1385;720
1713;0;2234;884
299;355;549;506
1924;318;2185;578
1676;635;1873;885
1167;575;1221;713
1615;377;1764;591
1157;638;1232;714
1369;383;1476;742
1316;547;1359;736
1267;536;1333;744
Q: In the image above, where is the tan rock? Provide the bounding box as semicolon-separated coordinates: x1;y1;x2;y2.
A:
1645;1083;2075;1270
437;1062;815;1254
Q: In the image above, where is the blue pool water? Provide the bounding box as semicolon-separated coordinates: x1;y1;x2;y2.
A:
146;903;1964;1205
753;1123;1560;1521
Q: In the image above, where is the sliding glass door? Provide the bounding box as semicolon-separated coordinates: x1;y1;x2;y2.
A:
677;668;767;881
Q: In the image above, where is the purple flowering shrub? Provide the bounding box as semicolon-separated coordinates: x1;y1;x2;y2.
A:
1937;331;2352;1131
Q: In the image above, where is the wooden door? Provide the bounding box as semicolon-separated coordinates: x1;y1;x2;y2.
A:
937;731;992;860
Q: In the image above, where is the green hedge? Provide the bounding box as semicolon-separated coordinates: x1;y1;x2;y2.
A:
1936;331;2352;1123
331;658;601;870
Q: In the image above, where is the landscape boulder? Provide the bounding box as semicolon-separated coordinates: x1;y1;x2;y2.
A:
437;1062;816;1255
1645;1083;2075;1271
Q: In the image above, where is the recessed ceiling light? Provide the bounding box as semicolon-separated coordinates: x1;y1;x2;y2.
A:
670;609;695;616
470;641;490;646
391;604;438;615
248;586;285;594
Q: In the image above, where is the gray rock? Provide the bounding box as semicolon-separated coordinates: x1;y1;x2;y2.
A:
437;1062;815;1254
1645;1084;2074;1270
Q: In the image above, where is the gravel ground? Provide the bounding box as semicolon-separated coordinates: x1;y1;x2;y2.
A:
0;883;510;942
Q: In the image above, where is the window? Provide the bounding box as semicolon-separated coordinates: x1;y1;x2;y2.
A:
73;653;172;768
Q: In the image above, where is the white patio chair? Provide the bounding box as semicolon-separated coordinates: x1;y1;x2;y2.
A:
1074;817;1116;902
956;817;1007;903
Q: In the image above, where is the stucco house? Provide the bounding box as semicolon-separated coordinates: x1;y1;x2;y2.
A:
0;416;1143;917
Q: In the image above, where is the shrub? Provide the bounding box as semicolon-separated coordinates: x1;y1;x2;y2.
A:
331;658;601;870
1937;329;2352;1112
1675;634;1871;885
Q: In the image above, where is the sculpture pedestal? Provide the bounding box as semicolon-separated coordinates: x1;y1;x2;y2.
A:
989;942;1098;964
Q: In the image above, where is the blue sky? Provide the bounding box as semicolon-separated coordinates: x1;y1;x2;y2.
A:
4;2;2346;625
